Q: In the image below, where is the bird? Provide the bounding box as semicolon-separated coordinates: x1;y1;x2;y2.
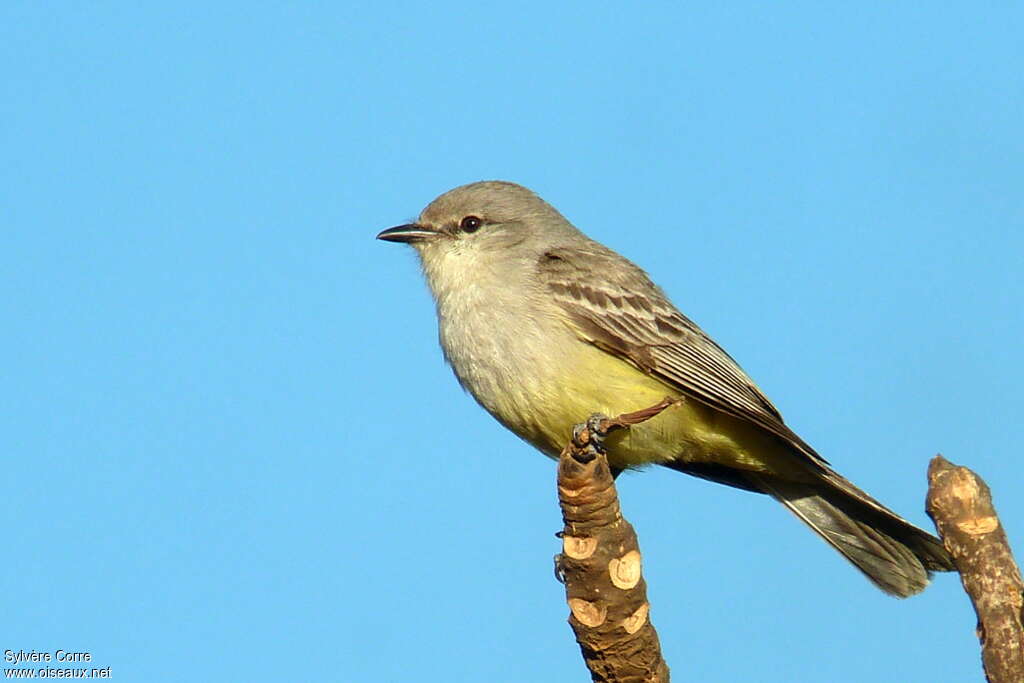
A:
377;180;953;597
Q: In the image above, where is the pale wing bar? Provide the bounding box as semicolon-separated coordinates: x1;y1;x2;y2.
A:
539;246;827;469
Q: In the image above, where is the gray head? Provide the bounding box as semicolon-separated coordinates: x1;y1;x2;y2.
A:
377;181;584;266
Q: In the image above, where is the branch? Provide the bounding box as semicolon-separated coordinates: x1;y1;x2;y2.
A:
555;404;674;683
926;455;1024;683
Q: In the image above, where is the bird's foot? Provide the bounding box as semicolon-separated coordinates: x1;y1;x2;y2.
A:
570;414;611;463
568;398;680;465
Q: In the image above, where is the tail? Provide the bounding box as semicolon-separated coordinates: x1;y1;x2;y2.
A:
748;472;954;597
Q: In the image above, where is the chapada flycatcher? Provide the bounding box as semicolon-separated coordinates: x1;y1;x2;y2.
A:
377;181;953;597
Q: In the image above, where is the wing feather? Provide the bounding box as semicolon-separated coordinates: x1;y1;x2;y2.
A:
539;244;827;468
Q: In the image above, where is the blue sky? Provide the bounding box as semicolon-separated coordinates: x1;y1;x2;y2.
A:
3;3;1021;681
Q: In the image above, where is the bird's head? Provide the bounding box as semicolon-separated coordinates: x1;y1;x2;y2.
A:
377;181;581;284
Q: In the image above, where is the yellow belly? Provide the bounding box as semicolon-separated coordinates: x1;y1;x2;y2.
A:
500;342;801;478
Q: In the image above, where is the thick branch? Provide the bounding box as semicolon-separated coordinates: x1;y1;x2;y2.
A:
926;455;1024;683
555;407;672;683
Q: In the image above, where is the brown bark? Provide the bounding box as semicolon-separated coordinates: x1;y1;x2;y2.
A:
555;404;674;683
926;455;1024;683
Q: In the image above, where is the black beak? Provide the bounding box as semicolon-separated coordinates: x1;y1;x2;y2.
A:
376;223;438;243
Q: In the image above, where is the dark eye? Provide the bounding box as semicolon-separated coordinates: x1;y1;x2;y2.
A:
460;216;482;233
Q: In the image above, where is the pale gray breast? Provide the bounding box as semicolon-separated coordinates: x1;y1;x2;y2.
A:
433;268;574;422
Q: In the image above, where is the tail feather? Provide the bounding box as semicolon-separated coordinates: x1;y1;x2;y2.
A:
748;474;953;597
